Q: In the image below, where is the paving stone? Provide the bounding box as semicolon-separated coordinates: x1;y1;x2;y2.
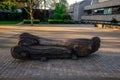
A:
0;25;120;80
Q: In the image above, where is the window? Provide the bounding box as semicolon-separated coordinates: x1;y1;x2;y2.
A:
104;8;112;14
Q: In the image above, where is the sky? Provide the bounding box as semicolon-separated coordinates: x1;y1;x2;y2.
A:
67;0;83;5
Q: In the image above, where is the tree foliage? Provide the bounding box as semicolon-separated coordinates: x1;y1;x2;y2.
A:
0;0;16;11
0;0;69;25
48;0;68;9
62;13;72;20
52;3;66;19
55;4;66;14
51;1;71;20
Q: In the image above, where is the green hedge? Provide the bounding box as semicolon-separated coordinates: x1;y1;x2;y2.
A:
23;19;40;24
62;13;72;20
48;19;75;24
48;19;63;24
63;20;75;24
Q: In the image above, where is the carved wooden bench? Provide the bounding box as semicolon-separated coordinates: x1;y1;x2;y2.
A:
11;33;101;61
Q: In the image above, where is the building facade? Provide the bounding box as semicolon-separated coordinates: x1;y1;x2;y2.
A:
98;0;109;2
68;0;92;21
81;0;120;23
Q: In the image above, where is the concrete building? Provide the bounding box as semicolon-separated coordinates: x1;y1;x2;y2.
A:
98;0;109;2
91;0;98;5
81;0;120;23
68;0;92;21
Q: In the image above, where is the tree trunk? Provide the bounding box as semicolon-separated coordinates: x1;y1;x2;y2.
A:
44;0;46;21
30;0;33;26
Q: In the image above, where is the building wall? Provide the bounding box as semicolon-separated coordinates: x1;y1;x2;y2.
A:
68;0;92;21
98;0;110;2
82;0;120;22
85;0;120;10
91;0;98;5
78;0;92;20
81;14;120;21
72;2;80;21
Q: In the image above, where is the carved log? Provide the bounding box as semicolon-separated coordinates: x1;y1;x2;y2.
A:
11;33;101;60
19;32;65;46
17;33;101;57
11;45;74;60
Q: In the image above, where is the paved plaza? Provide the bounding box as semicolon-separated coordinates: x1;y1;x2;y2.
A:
0;24;120;80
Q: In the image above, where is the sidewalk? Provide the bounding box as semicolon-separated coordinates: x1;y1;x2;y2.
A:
0;24;120;80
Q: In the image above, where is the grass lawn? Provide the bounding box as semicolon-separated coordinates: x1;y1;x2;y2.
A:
0;21;20;24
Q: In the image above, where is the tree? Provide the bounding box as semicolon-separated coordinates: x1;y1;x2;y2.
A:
51;1;68;20
18;0;68;25
0;0;16;11
28;0;34;26
39;0;68;19
23;0;34;26
0;0;22;21
48;0;68;9
22;0;49;25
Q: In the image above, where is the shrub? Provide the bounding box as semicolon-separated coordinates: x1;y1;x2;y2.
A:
48;19;63;24
48;19;75;24
23;19;30;24
62;13;72;20
52;13;62;20
23;19;40;24
33;19;40;24
63;20;75;24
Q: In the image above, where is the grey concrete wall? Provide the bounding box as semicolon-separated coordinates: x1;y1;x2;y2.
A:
78;0;92;20
91;0;99;5
98;0;109;2
72;2;81;21
81;14;120;21
82;0;120;22
85;0;120;10
68;0;92;21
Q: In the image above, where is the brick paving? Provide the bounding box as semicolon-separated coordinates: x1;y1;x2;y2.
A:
0;24;120;80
